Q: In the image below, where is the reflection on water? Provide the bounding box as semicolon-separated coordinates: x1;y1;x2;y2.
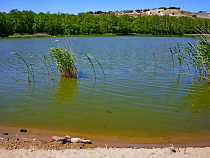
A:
55;77;78;104
183;82;210;114
0;37;210;144
28;82;35;94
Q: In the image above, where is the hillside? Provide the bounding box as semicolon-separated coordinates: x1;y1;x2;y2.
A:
115;8;210;19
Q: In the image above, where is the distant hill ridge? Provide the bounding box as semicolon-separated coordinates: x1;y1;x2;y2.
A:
91;7;210;19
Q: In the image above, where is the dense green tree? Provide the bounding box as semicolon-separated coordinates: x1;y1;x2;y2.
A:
5;9;35;34
33;12;47;33
0;12;9;37
118;14;134;34
107;13;119;34
61;14;77;34
0;9;210;37
98;13;109;34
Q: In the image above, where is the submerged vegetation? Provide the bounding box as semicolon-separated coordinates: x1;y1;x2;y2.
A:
169;30;210;84
0;9;210;37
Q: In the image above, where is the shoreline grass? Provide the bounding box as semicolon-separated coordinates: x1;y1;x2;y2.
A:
1;33;206;39
1;34;53;39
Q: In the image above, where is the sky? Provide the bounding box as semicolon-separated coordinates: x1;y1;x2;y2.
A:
0;0;209;14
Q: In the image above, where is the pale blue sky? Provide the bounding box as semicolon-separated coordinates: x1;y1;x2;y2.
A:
0;0;209;14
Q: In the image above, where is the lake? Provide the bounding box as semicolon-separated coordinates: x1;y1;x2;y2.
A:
0;36;210;145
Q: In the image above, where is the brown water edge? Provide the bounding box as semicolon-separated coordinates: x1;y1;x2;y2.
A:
1;124;210;148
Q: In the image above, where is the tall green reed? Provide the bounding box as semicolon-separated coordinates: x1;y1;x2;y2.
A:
83;54;106;82
11;52;35;83
32;53;57;80
169;31;210;84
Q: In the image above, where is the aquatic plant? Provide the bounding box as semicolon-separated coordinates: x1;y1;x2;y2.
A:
48;46;78;78
83;54;106;81
152;51;158;68
11;52;35;83
32;53;56;80
12;38;106;83
48;41;106;82
169;31;210;83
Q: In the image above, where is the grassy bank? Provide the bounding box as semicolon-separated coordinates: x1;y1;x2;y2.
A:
184;34;210;39
1;34;53;39
1;33;204;39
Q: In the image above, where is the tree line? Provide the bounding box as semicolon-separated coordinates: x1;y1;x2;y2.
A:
0;9;210;37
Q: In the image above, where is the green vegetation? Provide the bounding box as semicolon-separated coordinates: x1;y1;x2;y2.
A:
158;7;180;10
0;9;210;37
11;52;35;82
7;34;52;39
48;46;78;78
198;11;207;13
83;54;106;81
135;10;141;13
12;38;106;82
169;32;210;83
48;41;106;80
159;7;167;10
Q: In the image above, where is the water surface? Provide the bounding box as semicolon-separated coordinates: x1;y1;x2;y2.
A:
0;36;210;144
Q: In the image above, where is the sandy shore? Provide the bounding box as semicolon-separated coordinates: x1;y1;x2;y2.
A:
1;147;210;158
1;126;210;157
0;136;210;158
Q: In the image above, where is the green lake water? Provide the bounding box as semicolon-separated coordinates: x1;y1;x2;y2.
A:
0;36;210;144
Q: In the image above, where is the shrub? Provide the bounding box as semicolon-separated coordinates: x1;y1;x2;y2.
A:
136;9;141;13
168;7;180;10
159;7;166;10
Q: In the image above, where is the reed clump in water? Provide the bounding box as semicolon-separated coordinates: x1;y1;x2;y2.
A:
48;46;78;78
48;38;106;81
169;29;210;83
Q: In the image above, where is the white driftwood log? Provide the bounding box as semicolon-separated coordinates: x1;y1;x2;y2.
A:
52;135;91;143
82;139;91;143
71;138;91;143
52;136;61;141
70;138;83;143
52;135;70;141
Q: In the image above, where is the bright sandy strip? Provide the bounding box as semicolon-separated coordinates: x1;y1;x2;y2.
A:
0;147;210;158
